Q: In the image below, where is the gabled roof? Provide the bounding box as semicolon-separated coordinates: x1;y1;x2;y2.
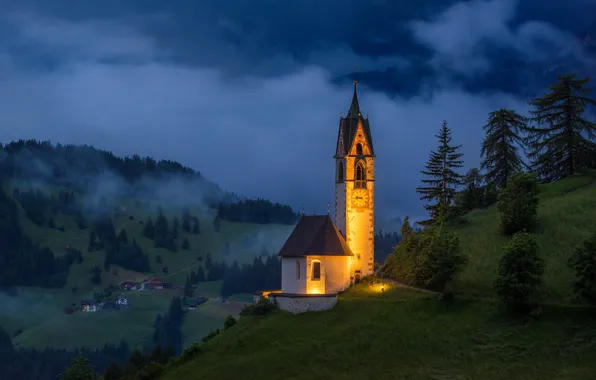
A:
335;81;375;157
278;215;353;257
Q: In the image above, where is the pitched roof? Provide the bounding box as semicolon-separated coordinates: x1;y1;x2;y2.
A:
278;215;353;257
335;82;375;157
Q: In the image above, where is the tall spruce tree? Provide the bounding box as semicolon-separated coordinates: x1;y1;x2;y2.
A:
480;108;527;188
526;74;596;182
416;121;464;225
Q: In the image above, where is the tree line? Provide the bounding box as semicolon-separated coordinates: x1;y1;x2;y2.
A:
216;199;299;225
0;179;82;288
381;73;596;311
416;74;596;226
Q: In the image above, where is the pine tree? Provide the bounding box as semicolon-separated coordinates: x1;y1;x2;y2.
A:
213;216;221;233
416;121;464;225
480;108;527;188
400;216;413;243
197;265;206;282
184;276;193;298
117;228;128;244
182;209;191;232
143;218;155;239
192;218;200;234
526;74;596;182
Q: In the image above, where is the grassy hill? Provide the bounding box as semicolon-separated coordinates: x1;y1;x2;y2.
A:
457;171;596;302
159;284;596;380
154;174;596;380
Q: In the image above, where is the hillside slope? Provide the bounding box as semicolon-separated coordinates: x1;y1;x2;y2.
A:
159;284;596;380
156;174;596;380
456;172;596;302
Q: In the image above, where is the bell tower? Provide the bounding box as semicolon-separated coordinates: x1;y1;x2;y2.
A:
334;81;375;281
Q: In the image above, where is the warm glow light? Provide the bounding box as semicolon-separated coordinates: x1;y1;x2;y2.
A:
309;289;322;295
368;283;390;293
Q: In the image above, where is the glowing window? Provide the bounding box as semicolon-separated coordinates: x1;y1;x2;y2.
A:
312;262;321;280
355;162;367;189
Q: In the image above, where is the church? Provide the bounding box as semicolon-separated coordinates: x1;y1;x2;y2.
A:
262;82;375;313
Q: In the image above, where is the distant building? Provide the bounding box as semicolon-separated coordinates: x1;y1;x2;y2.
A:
146;279;164;290
116;296;128;306
121;281;139;290
81;300;98;312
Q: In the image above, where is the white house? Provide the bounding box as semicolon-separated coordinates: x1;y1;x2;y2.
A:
116;296;128;306
81;300;98;312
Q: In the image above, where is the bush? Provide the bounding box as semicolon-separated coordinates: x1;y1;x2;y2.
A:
497;172;540;235
202;329;221;343
224;315;237;329
380;225;467;293
179;343;203;363
494;231;544;310
240;298;277;316
412;225;468;292
568;229;596;305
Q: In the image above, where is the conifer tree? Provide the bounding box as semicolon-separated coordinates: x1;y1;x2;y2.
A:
480;108;527;188
416;121;464;225
526;74;596;182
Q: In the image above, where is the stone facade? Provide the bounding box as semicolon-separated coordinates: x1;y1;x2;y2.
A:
267;293;338;314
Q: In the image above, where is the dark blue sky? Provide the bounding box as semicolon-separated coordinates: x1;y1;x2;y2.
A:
0;0;594;221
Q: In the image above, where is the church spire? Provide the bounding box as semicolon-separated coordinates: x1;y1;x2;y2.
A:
348;81;361;118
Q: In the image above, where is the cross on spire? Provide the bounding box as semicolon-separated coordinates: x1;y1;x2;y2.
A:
349;80;361;117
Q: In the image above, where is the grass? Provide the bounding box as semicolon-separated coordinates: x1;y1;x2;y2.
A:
2;180;293;350
160;284;596;380
156;173;596;380
456;172;596;302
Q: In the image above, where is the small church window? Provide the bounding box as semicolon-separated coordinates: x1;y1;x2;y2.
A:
355;162;367;189
312;261;321;280
356;143;363;155
296;261;300;279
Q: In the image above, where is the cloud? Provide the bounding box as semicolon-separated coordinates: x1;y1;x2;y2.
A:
409;0;595;77
410;0;517;75
0;12;533;224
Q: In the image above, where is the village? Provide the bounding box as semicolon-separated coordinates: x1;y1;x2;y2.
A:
64;278;213;315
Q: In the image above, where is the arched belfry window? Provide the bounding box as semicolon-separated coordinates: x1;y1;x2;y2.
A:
337;161;344;182
356;143;363;155
355;161;366;188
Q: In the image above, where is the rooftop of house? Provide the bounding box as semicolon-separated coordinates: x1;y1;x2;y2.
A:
278;215;353;258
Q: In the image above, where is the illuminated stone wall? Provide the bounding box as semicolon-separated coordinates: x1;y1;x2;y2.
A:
305;255;351;294
343;121;375;277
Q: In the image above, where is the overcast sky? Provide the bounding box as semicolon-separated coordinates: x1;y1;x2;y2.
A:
0;0;595;221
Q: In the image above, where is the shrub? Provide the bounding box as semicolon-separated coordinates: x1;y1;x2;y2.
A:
494;231;544;310
240;298;277;316
568;229;596;305
381;225;467;293
136;362;163;380
179;343;203;363
412;225;468;292
497;172;540;235
224;315;237;329
202;329;221;343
